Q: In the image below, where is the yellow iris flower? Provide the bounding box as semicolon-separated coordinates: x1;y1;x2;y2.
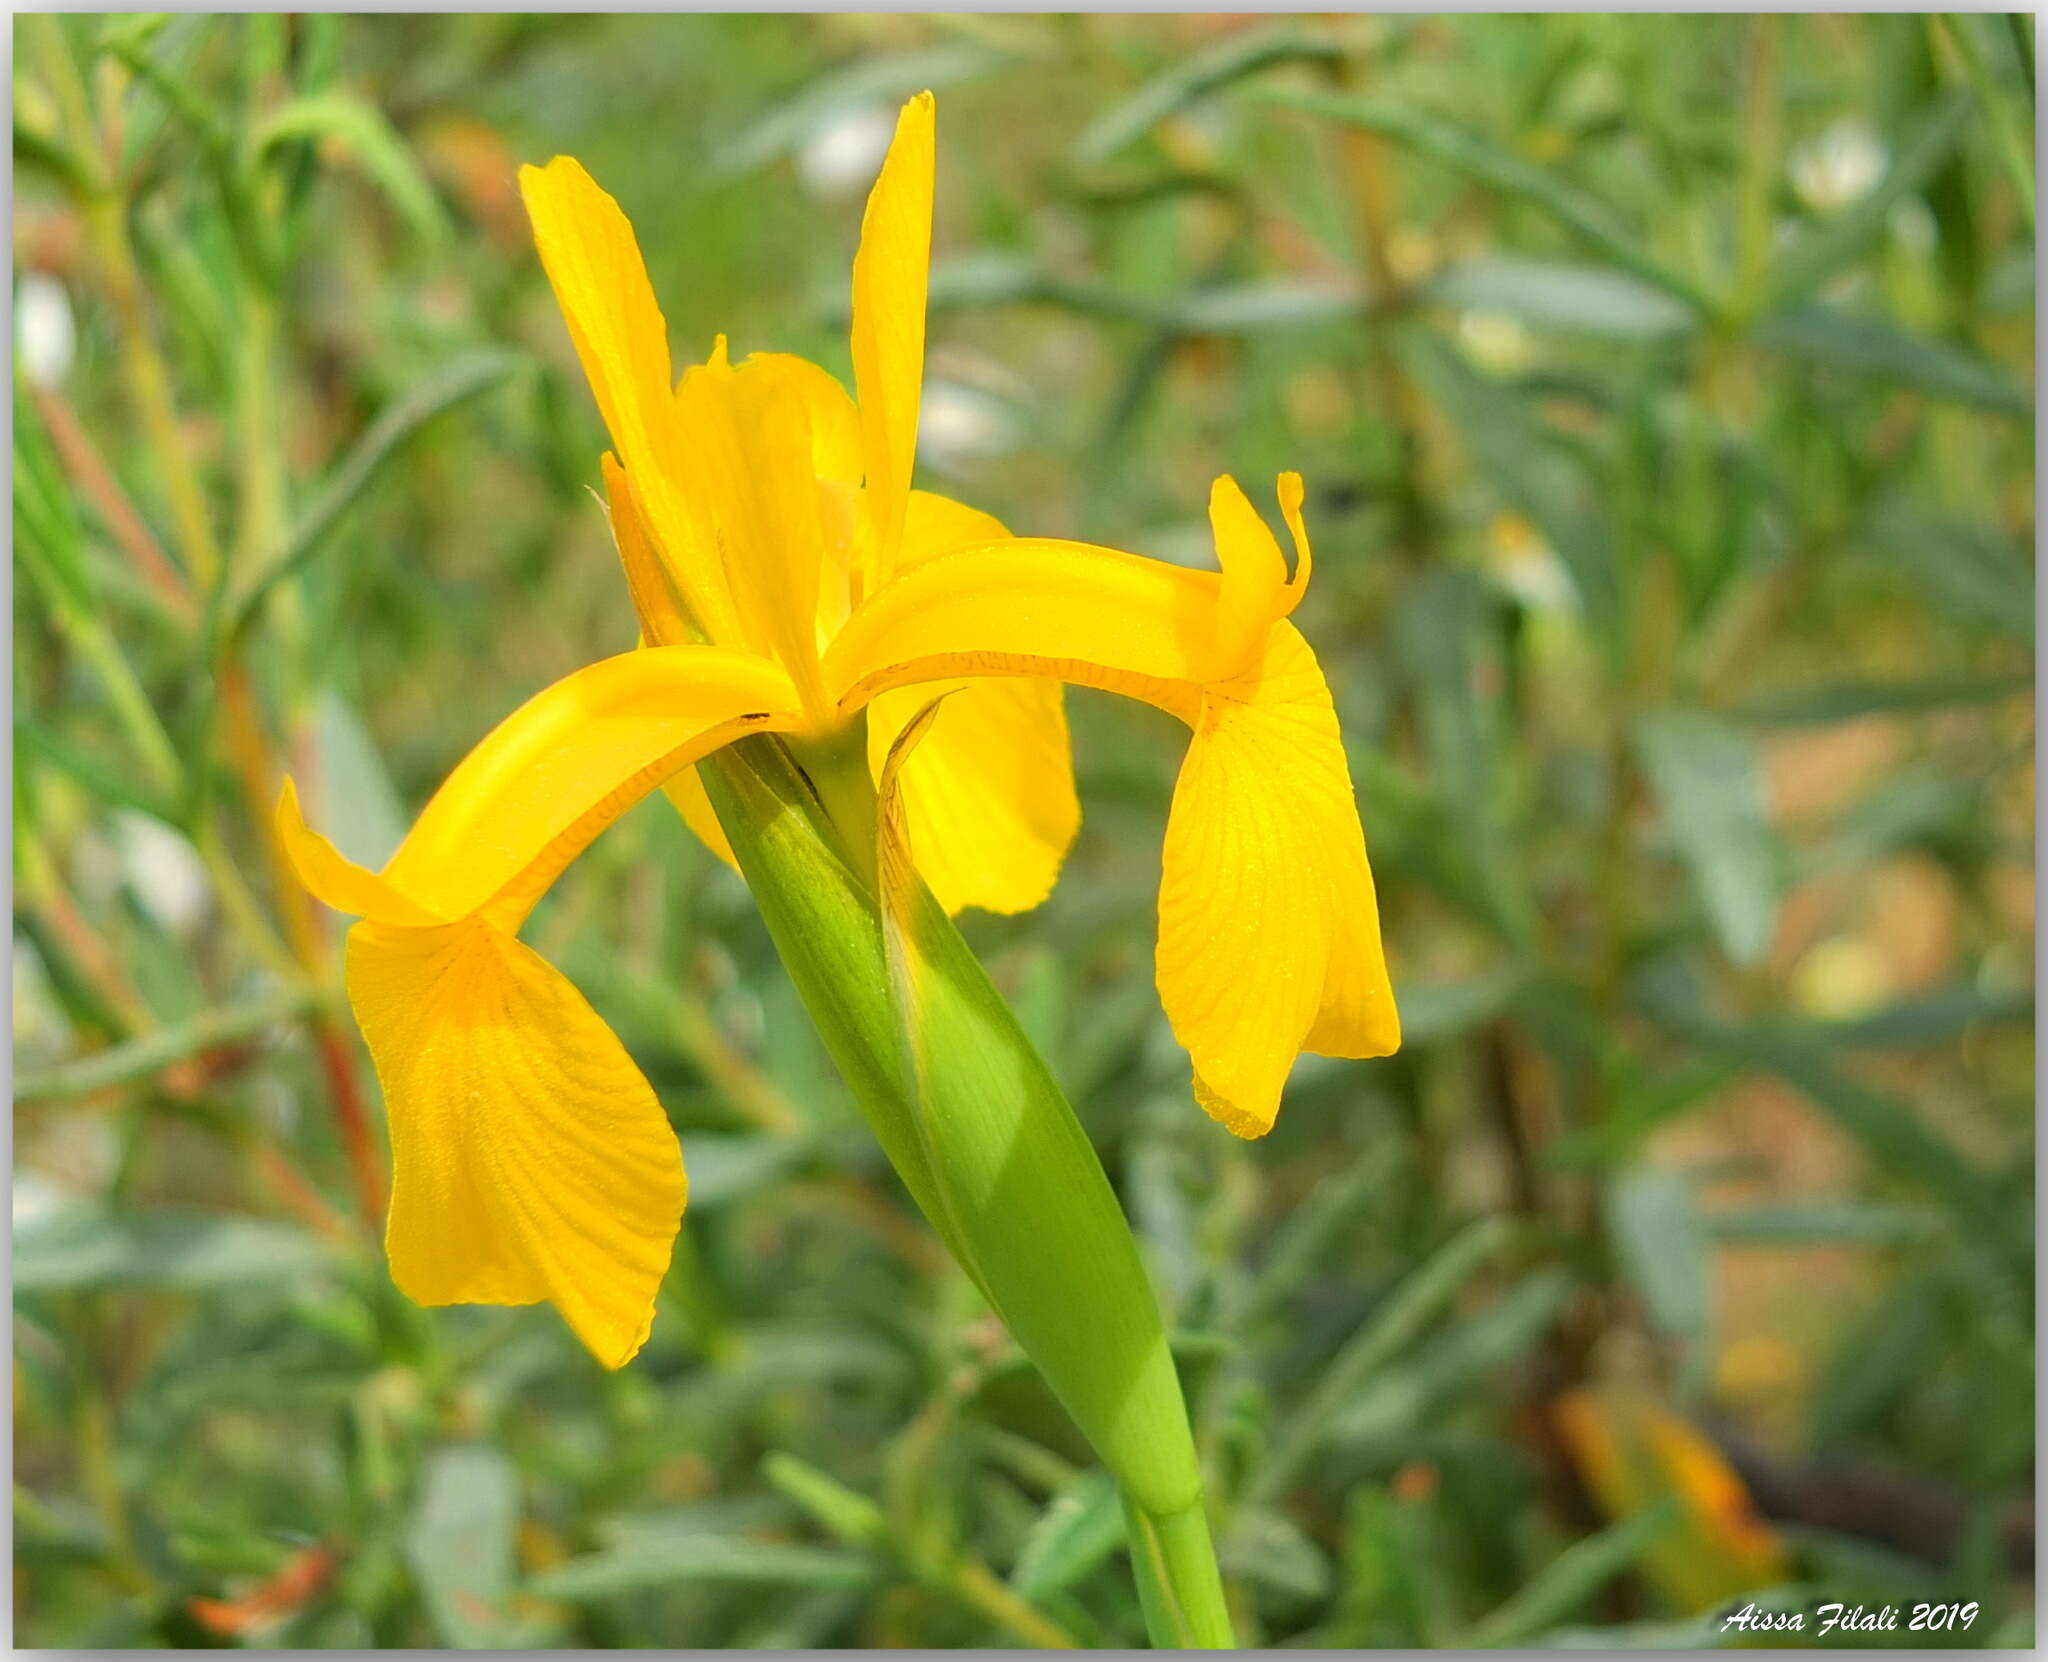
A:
277;92;1399;1367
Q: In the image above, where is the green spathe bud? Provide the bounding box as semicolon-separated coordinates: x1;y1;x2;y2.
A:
704;733;1231;1648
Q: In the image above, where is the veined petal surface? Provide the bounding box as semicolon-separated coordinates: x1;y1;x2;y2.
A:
349;917;686;1368
1159;623;1399;1135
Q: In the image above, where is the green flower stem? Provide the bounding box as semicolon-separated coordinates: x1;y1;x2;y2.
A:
704;735;1233;1648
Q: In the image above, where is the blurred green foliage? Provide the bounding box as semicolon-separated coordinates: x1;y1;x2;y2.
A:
13;13;2034;1648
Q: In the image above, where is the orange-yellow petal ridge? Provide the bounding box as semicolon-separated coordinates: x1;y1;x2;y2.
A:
278;648;805;1365
825;476;1398;1134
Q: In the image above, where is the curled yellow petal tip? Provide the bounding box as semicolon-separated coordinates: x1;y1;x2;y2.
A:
275;777;441;927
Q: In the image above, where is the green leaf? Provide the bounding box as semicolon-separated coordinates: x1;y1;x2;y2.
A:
405;1445;533;1648
679;1132;805;1208
1010;1469;1124;1600
249;91;449;245
14;1205;329;1291
1633;710;1779;965
1765;92;1975;309
15;717;182;826
1460;1499;1681;1647
1074;25;1346;164
1220;1505;1332;1603
529;1538;880;1600
1755;305;2028;414
715;44;1010;174
1402;332;1622;643
1428;256;1697;341
309;688;407;870
1250;1215;1520;1504
1247;87;1711;312
1733;674;2030;725
1606;1170;1708;1349
1704;1201;1935;1247
1864;514;2034;642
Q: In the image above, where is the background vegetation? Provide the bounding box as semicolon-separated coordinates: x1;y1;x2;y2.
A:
13;13;2035;1648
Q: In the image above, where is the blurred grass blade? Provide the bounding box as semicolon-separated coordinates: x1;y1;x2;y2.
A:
715;43;1010;174
1733;673;2030;725
1220;1505;1332;1603
1250;1214;1518;1505
1864;513;2034;641
406;1445;534;1647
1764;91;1973;309
529;1539;881;1600
1633;710;1779;966
1402;332;1622;643
1459;1497;1680;1647
16;718;181;827
1073;25;1344;164
1606;1170;1708;1352
1705;1200;1935;1248
14;987;322;1104
250;91;450;245
1756;304;2028;415
1248;87;1711;312
1428;255;1697;342
310;688;407;870
224;349;521;641
15;1205;330;1289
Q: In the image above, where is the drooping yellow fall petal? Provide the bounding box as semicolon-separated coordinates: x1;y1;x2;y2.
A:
862;490;1078;916
520;158;740;644
827;478;1398;1133
348;916;686;1368
377;647;802;923
850;92;934;586
1158;623;1398;1136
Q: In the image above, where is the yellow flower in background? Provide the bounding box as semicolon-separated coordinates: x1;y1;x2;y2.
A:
278;92;1399;1366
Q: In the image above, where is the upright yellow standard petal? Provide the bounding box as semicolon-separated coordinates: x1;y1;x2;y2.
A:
520;158;740;643
862;490;1079;916
674;352;832;715
850;91;935;586
349;917;687;1367
1158;623;1398;1137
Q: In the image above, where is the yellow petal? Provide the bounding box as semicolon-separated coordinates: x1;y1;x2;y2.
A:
1207;473;1309;677
861;490;1078;916
520;158;739;643
660;769;739;871
348;916;686;1367
850;92;935;585
602;452;691;647
367;646;798;924
865;679;1077;916
825;537;1214;722
276;779;444;927
746;352;862;484
1159;624;1398;1136
672;352;833;713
